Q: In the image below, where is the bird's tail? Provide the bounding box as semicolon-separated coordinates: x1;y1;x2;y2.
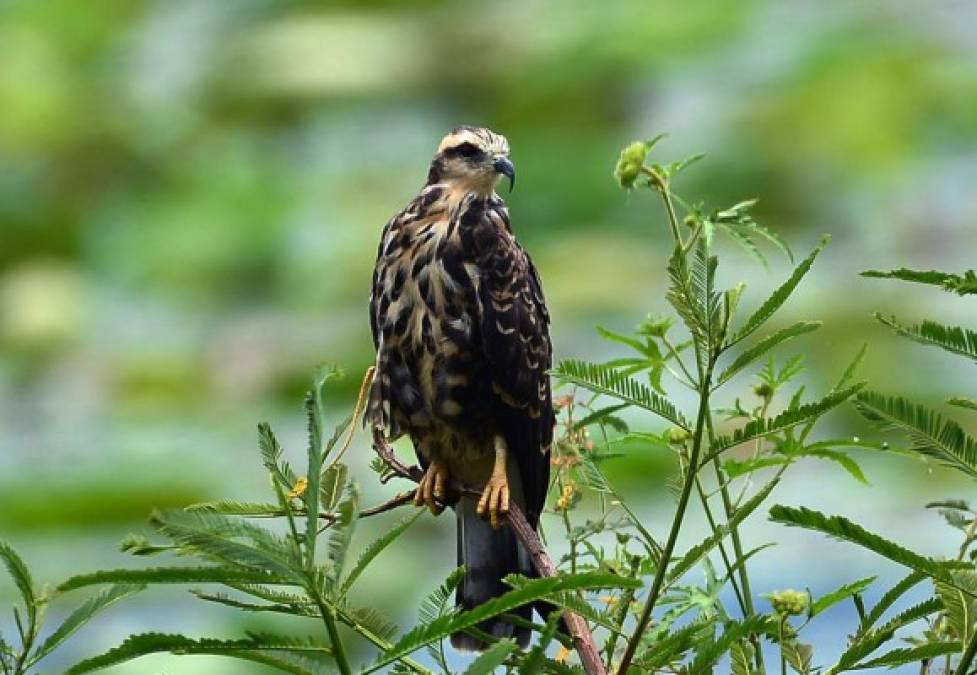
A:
450;495;533;651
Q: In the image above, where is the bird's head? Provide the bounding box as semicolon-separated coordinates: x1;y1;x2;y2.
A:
427;126;515;195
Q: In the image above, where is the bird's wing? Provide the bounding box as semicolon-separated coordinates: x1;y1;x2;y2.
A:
465;198;554;526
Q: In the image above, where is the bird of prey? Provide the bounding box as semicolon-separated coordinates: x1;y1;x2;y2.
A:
367;126;554;650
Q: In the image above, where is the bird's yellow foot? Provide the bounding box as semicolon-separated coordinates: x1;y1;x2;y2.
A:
477;437;510;529
414;459;449;516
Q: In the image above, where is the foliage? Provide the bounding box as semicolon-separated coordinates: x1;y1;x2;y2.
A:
821;264;977;675
0;541;143;674
3;138;971;675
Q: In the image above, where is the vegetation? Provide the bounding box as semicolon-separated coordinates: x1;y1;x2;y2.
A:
2;139;976;674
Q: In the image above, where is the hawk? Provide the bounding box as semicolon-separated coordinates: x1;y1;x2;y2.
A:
367;126;554;650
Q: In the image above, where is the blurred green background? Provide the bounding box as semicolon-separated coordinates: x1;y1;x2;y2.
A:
2;1;977;672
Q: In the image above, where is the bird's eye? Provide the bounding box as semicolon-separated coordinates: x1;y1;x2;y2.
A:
455;142;481;158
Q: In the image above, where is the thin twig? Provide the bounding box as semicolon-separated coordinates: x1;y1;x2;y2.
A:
325;366;374;472
370;426;607;675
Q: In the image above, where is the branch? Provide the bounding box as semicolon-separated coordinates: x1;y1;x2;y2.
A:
370;426;606;675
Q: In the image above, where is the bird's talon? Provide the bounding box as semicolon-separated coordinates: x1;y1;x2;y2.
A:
415;460;450;516
478;475;510;530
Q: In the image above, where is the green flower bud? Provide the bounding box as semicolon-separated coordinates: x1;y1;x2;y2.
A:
766;589;809;616
667;427;691;445
753;382;774;399
614;141;650;188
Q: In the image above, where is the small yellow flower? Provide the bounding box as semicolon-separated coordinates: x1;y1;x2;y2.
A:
555;496;569;511
288;477;309;499
599;595;619;608
555;646;572;663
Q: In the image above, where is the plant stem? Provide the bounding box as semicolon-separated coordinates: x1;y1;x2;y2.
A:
334;606;431;674
641;167;683;246
693;474;747;613
314;593;353;675
616;366;713;674
705;409;765;672
956;632;977;675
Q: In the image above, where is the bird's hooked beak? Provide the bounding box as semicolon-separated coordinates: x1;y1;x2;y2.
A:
493;156;516;192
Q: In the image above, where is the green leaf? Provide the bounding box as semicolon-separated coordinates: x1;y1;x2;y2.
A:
571;403;630;433
769;505;960;586
463;638;517;674
861;571;925;633
690;615;770;673
340;509;421;597
368;573;640;672
418;566;466;672
0;540;36;624
639;620;711;669
552;359;690;429
854;391;977;479
717;321;821;386
795;448;869;484
705;383;865;463
344;606;399;643
730;237;828;345
519;612;561;675
150;510;302;580
667;477;779;583
185;501;283;516
861;267;977;295
65;632;332;675
950;397;977;412
876;597;943;635
875;314;977;362
782;638;813;674
937;571;977;642
258;423;296;491
730;640;755;675
811;577;875;617
325;487;359;587
666;238;720;370
320;464;349;514
29;584;144;665
59;566;293;592
850;641;960;670
723;456;788;479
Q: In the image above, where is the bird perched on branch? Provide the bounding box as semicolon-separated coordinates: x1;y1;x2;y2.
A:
367;126;554;650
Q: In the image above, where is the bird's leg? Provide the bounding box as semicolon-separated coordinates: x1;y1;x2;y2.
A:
414;457;449;516
477;435;510;530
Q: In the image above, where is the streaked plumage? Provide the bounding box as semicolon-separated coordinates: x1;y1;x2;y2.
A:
367;126;554;650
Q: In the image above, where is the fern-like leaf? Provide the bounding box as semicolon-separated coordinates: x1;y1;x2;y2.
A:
690;615;771;673
325;487;359;588
667;477;779;583
862;267;977;295
0;540;35;625
705;383;864;463
848;641;960;670
854;391;977;479
860;571;925;633
258;423;296;492
769;505;959;586
717;321;821;386
150;510;302;579
65;632;332;675
728;237;827;346
29;584;144;665
552;359;689;429
875;314;977;363
339;509;421;597
369;573;640;673
463;638;517;674
810;577;875;617
59;566;292;592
